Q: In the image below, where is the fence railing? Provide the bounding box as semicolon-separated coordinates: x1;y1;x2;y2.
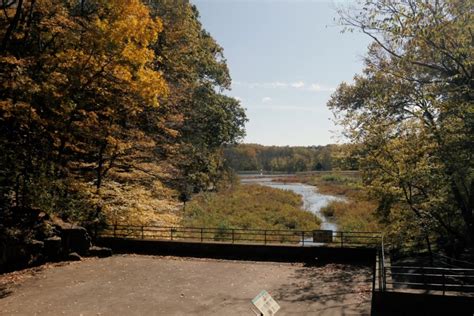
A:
384;266;474;295
99;224;474;296
376;238;474;295
98;224;381;248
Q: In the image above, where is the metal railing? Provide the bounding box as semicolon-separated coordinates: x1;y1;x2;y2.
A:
384;266;474;295
376;238;474;295
98;224;381;248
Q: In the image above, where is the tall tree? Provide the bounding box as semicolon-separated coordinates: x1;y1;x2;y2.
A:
147;0;247;195
330;0;473;252
0;0;168;221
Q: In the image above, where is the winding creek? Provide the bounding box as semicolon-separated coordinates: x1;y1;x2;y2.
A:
240;175;343;231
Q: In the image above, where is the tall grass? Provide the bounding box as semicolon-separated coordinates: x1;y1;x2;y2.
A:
320;200;380;232
182;184;321;231
300;172;381;232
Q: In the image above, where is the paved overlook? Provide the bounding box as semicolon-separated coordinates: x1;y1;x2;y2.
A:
0;256;372;316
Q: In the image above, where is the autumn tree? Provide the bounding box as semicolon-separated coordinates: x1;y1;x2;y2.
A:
1;0;247;229
0;0;168;223
330;0;473;254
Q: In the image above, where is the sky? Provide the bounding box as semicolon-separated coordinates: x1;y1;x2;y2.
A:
192;0;371;146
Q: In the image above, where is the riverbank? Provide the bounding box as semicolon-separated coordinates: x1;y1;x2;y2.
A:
241;176;340;231
241;172;380;232
283;173;380;232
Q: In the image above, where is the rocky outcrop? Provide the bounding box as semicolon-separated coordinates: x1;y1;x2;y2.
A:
44;236;62;260
1;207;112;273
61;227;91;256
66;252;82;261
88;246;113;258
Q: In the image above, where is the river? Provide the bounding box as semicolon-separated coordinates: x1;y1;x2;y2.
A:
240;175;342;231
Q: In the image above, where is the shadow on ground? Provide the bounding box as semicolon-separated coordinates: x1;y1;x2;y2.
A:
273;263;372;315
0;284;12;299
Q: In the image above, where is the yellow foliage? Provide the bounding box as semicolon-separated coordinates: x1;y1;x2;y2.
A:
101;180;181;226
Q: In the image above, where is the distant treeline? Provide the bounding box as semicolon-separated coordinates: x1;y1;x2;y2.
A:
223;144;357;173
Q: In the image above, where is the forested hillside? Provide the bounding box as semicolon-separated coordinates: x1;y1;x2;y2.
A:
224;143;358;173
0;0;246;227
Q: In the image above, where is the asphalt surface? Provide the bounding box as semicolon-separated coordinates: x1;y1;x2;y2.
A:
0;255;372;315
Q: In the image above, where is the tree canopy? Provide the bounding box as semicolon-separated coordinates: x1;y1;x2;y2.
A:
330;0;473;253
0;0;246;227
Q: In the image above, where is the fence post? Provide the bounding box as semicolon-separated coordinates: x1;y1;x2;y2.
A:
372;258;376;292
200;228;203;242
422;267;426;288
340;232;344;247
232;229;235;244
170;227;173;240
442;272;446;295
141;226;144;239
113;224;117;237
264;230;267;245
383;267;386;291
301;231;305;246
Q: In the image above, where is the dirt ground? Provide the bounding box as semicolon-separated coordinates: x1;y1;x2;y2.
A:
0;255;372;315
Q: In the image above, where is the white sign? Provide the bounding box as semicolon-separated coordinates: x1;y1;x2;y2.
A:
252;290;280;316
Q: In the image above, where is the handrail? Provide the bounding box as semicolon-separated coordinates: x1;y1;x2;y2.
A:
389;266;474;272
109;224;381;235
381;235;386;291
376;236;474;295
99;224;382;248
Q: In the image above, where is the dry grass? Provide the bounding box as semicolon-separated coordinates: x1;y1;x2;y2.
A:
321;200;380;232
293;172;381;232
182;184;321;231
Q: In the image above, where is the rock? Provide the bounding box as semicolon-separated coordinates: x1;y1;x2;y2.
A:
44;236;62;260
66;252;81;261
88;246;112;258
61;226;91;256
26;240;45;265
37;211;49;221
0;239;29;273
27;240;44;253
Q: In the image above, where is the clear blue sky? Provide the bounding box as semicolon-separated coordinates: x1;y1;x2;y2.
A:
192;0;371;146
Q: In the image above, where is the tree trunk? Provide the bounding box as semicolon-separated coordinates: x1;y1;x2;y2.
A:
1;0;23;51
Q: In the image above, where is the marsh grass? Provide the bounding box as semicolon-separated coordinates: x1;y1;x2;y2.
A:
297;172;381;232
182;184;321;231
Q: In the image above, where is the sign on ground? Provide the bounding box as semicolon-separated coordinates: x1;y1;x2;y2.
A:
252;290;280;315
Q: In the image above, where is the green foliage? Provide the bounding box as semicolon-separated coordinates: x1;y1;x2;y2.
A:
147;0;247;195
332;0;473;252
182;184;321;231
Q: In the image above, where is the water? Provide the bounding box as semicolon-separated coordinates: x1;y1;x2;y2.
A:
240;175;343;231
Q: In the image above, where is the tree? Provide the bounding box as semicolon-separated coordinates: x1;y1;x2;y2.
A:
330;0;473;253
147;0;247;194
0;0;168;222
